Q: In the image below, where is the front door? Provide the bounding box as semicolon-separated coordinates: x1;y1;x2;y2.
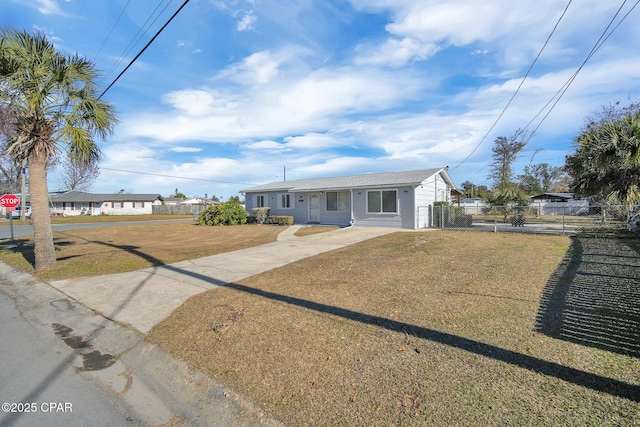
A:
309;193;320;223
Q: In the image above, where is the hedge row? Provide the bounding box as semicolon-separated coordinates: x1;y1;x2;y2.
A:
199;204;295;226
268;216;294;225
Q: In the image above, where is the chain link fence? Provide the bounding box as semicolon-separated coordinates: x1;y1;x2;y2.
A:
152;204;207;215
428;204;637;235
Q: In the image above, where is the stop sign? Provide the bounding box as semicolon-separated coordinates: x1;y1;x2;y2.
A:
0;194;21;209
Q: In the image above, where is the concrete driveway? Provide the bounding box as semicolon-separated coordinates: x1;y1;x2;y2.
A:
49;226;397;333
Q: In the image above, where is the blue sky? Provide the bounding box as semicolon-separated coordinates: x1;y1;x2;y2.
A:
4;0;640;199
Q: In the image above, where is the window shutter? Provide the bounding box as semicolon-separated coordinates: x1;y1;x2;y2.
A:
112;202;114;208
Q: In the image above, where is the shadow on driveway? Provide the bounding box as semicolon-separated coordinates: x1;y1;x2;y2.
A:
535;236;640;358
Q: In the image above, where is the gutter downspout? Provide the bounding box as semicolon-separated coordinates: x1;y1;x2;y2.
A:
349;189;354;227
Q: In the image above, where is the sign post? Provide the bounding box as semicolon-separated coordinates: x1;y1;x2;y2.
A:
0;194;21;240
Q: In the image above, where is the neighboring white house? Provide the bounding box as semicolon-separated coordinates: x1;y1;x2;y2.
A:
529;193;590;215
49;191;163;216
459;197;489;214
161;196;185;206
241;168;457;229
182;197;207;205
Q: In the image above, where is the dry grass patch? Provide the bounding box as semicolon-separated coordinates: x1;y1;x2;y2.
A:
0;214;194;226
0;223;283;281
150;231;639;426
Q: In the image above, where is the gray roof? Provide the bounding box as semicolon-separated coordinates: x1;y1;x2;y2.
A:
530;193;573;200
242;168;452;193
49;191;162;203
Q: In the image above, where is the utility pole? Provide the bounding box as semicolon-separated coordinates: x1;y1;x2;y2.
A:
20;162;26;221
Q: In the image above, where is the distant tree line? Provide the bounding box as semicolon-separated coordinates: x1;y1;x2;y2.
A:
460;99;639;207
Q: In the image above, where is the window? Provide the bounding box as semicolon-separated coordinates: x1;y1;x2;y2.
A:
279;193;292;209
133;201;145;208
112;201;124;209
367;190;397;213
326;191;349;211
256;195;265;208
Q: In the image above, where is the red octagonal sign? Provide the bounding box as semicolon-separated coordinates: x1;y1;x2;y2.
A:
0;194;21;209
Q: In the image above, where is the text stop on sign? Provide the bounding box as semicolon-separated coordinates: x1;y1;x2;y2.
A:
0;194;21;209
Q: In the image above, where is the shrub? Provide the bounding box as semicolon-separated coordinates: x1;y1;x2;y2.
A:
450;214;473;228
252;207;270;224
268;216;294;226
246;216;257;224
199;201;248;226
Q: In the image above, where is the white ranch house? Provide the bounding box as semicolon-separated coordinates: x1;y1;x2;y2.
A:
242;168;457;229
49;191;163;216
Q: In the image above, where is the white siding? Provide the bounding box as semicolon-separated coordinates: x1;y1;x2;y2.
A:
100;201;153;215
414;171;451;228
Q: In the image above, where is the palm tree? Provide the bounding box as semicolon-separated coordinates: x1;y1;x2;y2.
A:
567;111;640;205
0;28;117;270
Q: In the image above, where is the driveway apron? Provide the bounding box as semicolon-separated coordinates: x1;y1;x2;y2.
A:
49;226;397;333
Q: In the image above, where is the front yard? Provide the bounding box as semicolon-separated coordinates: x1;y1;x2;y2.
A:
149;230;640;426
0;221;637;425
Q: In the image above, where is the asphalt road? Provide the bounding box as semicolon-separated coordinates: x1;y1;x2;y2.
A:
0;292;140;427
0;218;193;240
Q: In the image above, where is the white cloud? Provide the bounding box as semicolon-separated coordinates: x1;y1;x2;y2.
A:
283;133;346;150
36;0;61;14
161;89;230;116
295;156;378;177
348;0;625;72
237;11;257;31
169;147;203;153
242;140;285;151
125;53;425;143
354;37;440;67
215;49;296;85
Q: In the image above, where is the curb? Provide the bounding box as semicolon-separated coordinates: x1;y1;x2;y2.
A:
0;262;284;427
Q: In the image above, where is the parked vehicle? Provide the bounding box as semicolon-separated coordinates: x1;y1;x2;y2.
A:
7;206;31;219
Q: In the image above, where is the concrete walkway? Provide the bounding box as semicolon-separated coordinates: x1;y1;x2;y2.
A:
49;226;396;333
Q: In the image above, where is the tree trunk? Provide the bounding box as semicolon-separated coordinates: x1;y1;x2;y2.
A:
28;151;56;270
628;205;640;233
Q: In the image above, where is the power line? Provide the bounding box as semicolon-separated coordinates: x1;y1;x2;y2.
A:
93;0;132;62
454;0;638;176
99;167;257;186
102;0;175;82
525;0;639;135
450;0;573;171
98;0;192;99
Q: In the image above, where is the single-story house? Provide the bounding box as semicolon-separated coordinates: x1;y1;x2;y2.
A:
161;196;186;206
241;168;456;229
529;193;589;215
49;191;163;216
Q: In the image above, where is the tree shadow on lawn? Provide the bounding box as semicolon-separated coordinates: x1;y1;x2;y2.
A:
535;236;640;358
146;266;640;402
0;238;35;267
33;236;640;403
0;237;79;268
